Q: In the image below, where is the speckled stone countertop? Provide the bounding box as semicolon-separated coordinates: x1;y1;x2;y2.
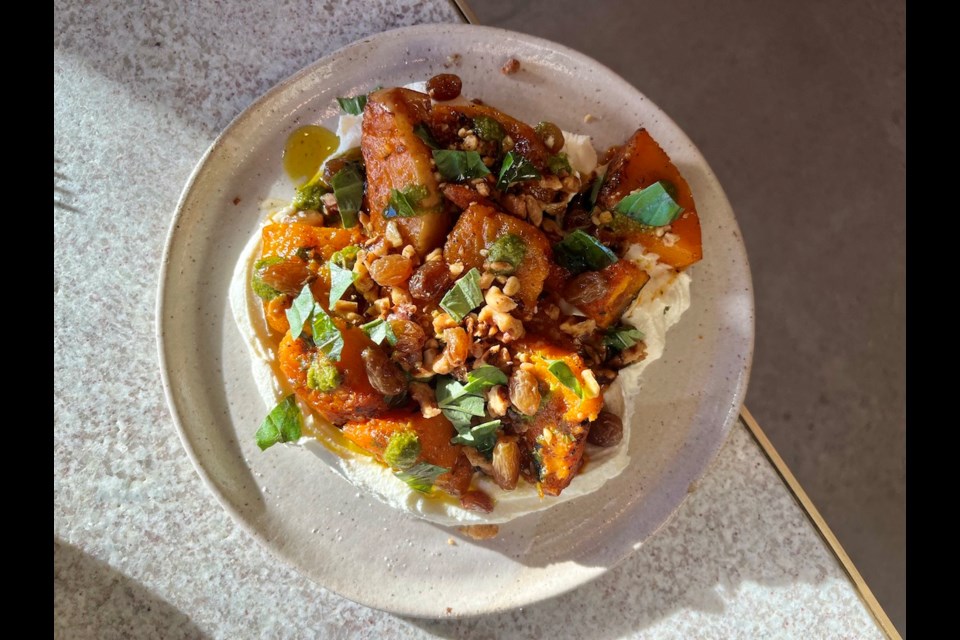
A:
54;1;885;637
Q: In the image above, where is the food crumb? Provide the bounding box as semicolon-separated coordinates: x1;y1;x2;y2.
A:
232;196;241;205
445;53;462;68
501;58;521;75
583;113;600;123
447;537;457;546
458;524;500;540
446;607;453;614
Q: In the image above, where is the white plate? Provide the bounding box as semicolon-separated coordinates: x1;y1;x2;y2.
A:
157;23;754;618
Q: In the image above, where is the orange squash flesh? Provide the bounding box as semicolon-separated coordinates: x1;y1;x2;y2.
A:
443;202;552;316
598;128;702;268
277;325;389;425
362;88;452;256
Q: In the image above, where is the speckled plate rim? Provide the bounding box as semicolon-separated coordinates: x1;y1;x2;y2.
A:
157;23;754;618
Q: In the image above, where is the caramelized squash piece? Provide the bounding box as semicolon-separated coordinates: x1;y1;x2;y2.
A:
563;260;650;329
597;129;702;268
260;223;361;261
430;103;550;170
443;203;552;315
342;411;472;496
362;88;451;256
511;337;603;496
277;325;389;425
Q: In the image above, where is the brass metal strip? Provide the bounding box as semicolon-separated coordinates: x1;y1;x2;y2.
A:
447;0;479;25
741;406;902;640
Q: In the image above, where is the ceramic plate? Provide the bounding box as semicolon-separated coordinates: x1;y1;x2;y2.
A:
157;23;754;618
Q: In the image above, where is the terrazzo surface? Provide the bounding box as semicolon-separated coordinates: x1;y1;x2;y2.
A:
54;1;886;637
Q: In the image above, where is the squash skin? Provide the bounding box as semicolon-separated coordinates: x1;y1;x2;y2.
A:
598;128;702;269
362;88;451;257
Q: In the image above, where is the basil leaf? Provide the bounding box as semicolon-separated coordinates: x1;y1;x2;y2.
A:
603;325;645;351
487;234;526;270
586;168;606;212
337;94;367;115
311;305;344;362
255;395;302;451
547;360;583;399
360;318;397;346
433;150;491;182
394;462;449;493
547;153;572;176
328;262;356;307
251;257;284;300
384;184;428;218
495;151;541;192
554;230;618;274
614;181;684;227
451;419;500;454
439;268;484;322
285;285;316;340
461;365;508;395
414;123;440;150
384;431;421;471
330;164;363;228
436;375;487;429
472;115;505;143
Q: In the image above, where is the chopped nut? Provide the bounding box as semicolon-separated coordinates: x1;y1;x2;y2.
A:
409;382;442;418
524;196;544;226
502;276;521;297
597;210;613;224
487;385;510;417
432;312;458;334
385;221;403;247
562;176;581;192
502;135;515;152
479;271;496;289
560;317;597;338
485;286;517;313
583;113;599;123
449;261;464;277
463;446;494;475
501;58;520;75
493;310;524;342
457;127;469;138
390;287;412;306
321;192;338;208
333;300;358;314
541;427;554;444
544;304;560;320
581;368;601;398
539;175;562;190
475;182;490;196
425;247;443;262
401;244;417;259
373;297;391;315
463;134;479;150
432;353;455;375
662;232;680;247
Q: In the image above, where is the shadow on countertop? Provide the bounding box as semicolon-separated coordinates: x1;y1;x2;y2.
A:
54;538;208;640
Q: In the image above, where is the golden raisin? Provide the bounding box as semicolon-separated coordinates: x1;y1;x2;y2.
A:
368;254;414;287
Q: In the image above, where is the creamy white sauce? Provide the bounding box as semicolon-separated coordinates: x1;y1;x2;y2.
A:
229;88;692;526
